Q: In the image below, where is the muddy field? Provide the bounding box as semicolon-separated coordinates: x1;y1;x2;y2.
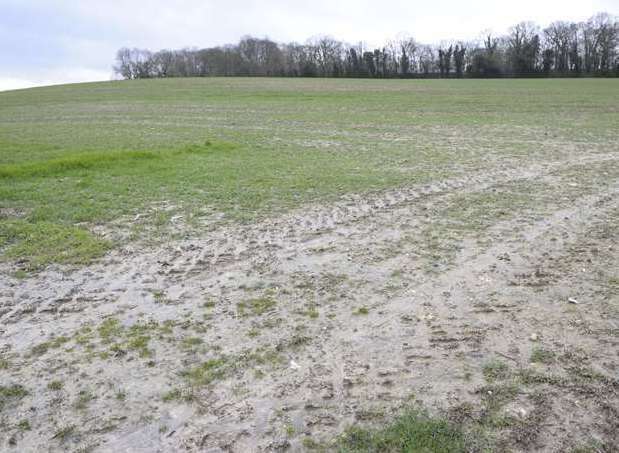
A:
0;79;618;452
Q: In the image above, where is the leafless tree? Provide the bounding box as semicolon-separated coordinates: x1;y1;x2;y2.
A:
113;12;618;80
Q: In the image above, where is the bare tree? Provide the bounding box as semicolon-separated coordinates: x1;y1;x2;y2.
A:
453;44;467;77
506;22;540;74
113;48;134;79
113;12;618;80
418;45;435;75
544;21;572;72
397;36;417;75
591;13;618;73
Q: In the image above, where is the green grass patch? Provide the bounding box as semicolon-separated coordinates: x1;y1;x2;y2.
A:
74;389;94;410
336;408;469;452
30;335;71;356
17;419;31;431
0;384;28;410
477;383;520;412
304;307;320;319
106;324;156;359
162;387;193;402
98;318;123;343
181;358;230;386
530;347;555;364
182;337;204;349
126;335;151;358
237;297;277;317
0;220;109;270
516;368;564;386
482;360;510;383
0;150;158;179
566;365;612;384
48;380;64;391
0;141;235;180
607;276;619;295
115;390;127;401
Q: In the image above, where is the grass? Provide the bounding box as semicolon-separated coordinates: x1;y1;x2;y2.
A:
30;335;71;356
115;390;127;401
478;382;520;412
0;384;28;410
237;297;277;317
181;358;230;386
530;347;555;364
74;389;94;410
17;419;31;431
0;149;158;179
1;78;616;270
303;307;320;319
336;408;469;452
181;336;204;348
0;220;110;270
52;425;76;442
126;335;151;357
170;347;285;398
98;318;123;343
482;360;510;383
31;317;167;364
48;380;64;391
162;388;185;402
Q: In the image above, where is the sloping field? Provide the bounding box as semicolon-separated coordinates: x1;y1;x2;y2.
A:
0;78;618;452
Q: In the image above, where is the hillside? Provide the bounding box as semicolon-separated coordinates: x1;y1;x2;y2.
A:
0;78;618;451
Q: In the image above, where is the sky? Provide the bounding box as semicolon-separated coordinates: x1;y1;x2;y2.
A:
0;0;616;91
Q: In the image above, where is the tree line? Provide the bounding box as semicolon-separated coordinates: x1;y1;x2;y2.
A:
114;12;618;79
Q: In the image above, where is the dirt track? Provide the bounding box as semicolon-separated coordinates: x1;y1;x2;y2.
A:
1;151;618;452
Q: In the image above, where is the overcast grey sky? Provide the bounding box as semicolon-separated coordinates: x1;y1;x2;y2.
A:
1;0;616;91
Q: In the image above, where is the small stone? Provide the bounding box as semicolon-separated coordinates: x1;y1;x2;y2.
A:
530;333;539;341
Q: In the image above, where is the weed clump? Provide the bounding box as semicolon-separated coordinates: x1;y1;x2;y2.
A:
98;318;123;342
30;335;71;356
48;381;63;391
0;384;28;409
237;297;277;317
162;387;193;402
181;358;229;386
482;360;510;382
530;347;555;364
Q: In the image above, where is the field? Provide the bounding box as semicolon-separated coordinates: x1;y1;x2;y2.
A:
0;78;617;451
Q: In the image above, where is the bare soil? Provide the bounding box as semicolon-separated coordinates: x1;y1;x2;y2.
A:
1;151;617;452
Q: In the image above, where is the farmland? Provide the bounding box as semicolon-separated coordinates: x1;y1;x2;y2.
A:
0;78;618;451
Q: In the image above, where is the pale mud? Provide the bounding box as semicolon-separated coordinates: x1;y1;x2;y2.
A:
0;152;618;452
